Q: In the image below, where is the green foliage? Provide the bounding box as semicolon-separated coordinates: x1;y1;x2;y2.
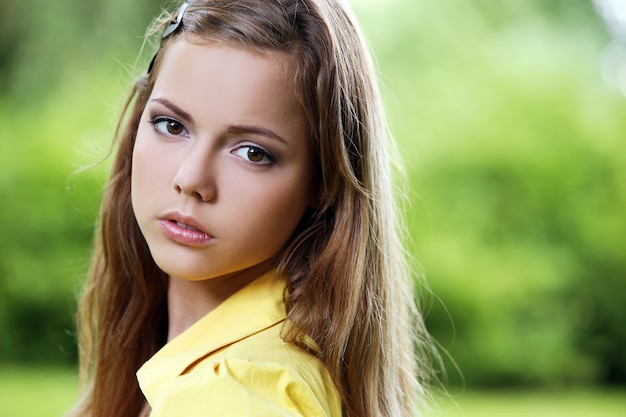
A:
0;0;625;388
0;0;161;100
357;0;626;386
0;75;113;364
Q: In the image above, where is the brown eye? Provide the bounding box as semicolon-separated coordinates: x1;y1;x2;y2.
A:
247;147;264;162
166;120;184;135
151;117;189;137
232;145;274;164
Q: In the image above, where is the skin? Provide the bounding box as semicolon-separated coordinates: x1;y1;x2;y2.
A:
131;40;315;341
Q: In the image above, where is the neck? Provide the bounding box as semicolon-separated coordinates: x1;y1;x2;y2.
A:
165;263;274;342
166;278;220;342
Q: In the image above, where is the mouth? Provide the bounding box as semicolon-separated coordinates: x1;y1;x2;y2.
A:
174;221;203;232
158;213;214;246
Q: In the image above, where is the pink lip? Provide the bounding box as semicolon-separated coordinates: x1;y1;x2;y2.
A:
158;212;214;246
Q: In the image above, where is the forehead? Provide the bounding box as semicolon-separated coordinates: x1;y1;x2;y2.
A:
153;39;293;92
153;40;296;114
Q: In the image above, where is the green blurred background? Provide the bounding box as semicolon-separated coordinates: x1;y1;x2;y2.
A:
1;0;625;415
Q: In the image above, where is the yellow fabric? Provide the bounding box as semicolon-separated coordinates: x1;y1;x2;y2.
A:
137;271;342;416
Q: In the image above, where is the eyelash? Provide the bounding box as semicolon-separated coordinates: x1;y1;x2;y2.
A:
148;115;275;165
149;116;189;137
232;145;276;165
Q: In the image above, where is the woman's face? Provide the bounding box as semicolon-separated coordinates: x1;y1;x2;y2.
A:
131;40;314;283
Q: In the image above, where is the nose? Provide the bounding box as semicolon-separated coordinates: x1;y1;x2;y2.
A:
172;149;217;202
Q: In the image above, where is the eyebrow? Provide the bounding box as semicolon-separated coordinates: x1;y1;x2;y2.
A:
150;97;288;145
150;97;195;124
227;125;287;145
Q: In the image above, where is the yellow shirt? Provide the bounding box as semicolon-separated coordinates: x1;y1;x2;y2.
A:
137;271;342;416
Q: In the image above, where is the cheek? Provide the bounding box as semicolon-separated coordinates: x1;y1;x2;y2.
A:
130;150;147;222
261;177;311;234
131;138;149;201
131;134;168;212
224;175;309;247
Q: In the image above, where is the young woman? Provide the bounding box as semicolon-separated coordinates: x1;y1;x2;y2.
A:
69;1;433;416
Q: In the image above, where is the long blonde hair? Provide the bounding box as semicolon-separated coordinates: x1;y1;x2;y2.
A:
70;1;433;416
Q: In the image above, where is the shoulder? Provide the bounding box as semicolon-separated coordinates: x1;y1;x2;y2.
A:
149;323;343;417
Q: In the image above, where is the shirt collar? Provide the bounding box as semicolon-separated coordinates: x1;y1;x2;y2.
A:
137;270;287;404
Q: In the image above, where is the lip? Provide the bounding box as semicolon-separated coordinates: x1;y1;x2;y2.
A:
158;212;215;246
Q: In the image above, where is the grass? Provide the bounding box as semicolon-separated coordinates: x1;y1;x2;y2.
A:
0;366;78;417
1;366;625;417
431;388;626;417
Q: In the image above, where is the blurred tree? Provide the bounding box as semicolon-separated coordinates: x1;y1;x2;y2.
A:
360;0;626;386
1;0;162;102
0;0;23;92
